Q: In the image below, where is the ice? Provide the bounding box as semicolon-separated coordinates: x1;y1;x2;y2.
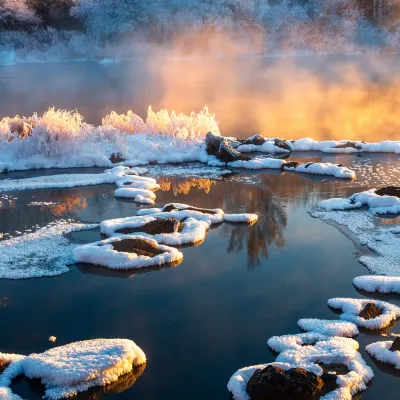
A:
115;175;160;190
294;163;356;179
114;188;156;205
73;235;183;269
228;158;285;170
366;340;400;369
228;336;372;400
327;297;400;330
317;198;362;211
223;213;258;224
100;214;210;246
1;339;146;400
297;318;359;337
353;275;400;294
0;221;97;279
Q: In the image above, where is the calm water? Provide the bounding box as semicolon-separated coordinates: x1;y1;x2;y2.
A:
0;153;399;399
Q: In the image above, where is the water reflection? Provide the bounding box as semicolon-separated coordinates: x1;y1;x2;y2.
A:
158;177;216;196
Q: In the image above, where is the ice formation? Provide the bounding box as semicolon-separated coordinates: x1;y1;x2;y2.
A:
293;163;356;179
0;339;146;400
366;340;400;369
327;298;400;330
228;336;373;400
353;275;400;294
297;318;359;337
73;235;183;269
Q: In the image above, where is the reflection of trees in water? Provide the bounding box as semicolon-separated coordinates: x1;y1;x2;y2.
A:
158;177;216;196
47;194;89;217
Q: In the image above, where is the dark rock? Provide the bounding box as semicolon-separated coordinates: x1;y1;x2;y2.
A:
304;162;314;169
109;153;125;164
110;238;164;257
162;204;216;215
284;161;300;170
337;164;343;167
320;373;337;394
390;337;400;352
215;140;251;163
359;303;383;320
334;141;362;151
273;138;292;152
115;218;182;236
241;134;266;146
246;365;326;400
376;186;400;198
205;132;223;155
0;360;10;374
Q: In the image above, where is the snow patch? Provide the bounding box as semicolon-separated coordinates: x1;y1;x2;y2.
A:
366;341;400;369
353;275;400;294
297;318;359;337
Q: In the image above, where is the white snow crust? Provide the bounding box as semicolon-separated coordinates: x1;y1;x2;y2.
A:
366;340;400;369
297;318;359;337
353;275;400;294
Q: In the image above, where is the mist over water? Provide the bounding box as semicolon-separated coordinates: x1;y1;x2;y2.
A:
1;38;400;140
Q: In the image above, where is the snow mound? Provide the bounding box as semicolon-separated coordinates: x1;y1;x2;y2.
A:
366;340;400;369
0;221;97;279
353;275;400;294
228;336;373;400
223;214;258;224
100;214;210;246
73;235;183;270
294;163;356;179
317;198;362;211
1;339;146;400
267;332;331;353
327;298;400;330
158;203;225;225
297;318;359;337
237;140;293;154
115;175;160;191
114;188;156;205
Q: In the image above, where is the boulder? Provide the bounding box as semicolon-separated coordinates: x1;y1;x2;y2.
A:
359;303;383;320
304;162;314;169
115;218;182;236
273;138;292;152
215;140;251;163
162;204;216;215
111;238;164;257
376;186;400;198
109;153;125;164
205;132;223;155
284;161;300;170
241;134;266;146
246;365;326;400
334;141;362;151
0;360;10;374
390;337;400;352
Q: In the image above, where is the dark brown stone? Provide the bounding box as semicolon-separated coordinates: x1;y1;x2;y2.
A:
273;138;292;152
110;238;164;257
109;153;125;164
320;373;337;394
304;162;314;169
241;134;266;146
284;161;300;170
376;186;400;198
390;337;400;352
359;303;383;320
246;365;326;400
115;218;182;236
215;140;251;163
162;204;216;215
0;360;10;374
334;141;362;150
205;132;223;155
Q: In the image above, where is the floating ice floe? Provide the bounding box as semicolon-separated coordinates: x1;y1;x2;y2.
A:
0;166;136;192
327;298;400;330
353;275;400;294
297;318;359;337
114;187;156;205
228;336;373;400
292;162;356;179
0;221;97;279
73;235;183;269
366;340;400;369
310;209;400;276
100;214;210;246
223;214;258;224
0;339;146;400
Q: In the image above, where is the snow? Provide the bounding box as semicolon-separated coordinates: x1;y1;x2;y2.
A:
0;221;98;279
327;298;400;330
115;175;160;190
294;163;356;179
223;213;258;224
236;140;292;154
228;336;373;400
0;339;146;400
268;332;331;353
366;340;400;369
297;318;359;337
114;187;156;205
73;235;183;270
353;275;400;294
159;203;225;225
317;198;362;211
311;210;400;276
100;214;210;246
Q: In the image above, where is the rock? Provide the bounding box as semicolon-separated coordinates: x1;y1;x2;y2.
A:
390;337;400;352
162;204;216;215
284;161;299;170
246;365;326;400
0;360;10;374
205;132;223;155
359;303;383;320
320;373;337;394
334;141;362;151
304;162;314;169
215;140;251;163
109;153;125;164
241;134;266;146
273;138;292;152
376;186;400;198
115;218;182;235
111;238;164;257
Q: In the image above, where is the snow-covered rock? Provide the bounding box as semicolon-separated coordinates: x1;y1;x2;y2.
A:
366;340;400;369
297;318;359;337
353;275;400;294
